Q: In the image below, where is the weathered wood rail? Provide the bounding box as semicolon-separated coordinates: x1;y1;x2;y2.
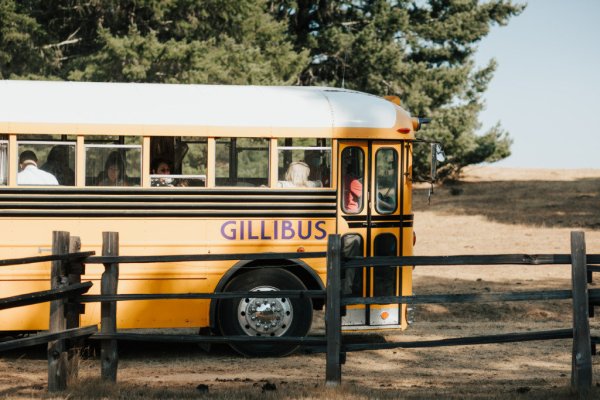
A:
0;230;597;398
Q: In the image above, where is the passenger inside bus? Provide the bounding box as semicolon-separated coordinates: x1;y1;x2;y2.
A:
97;151;128;186
305;151;330;187
151;158;173;187
277;161;322;188
342;154;363;212
41;146;75;186
17;150;59;185
151;157;191;187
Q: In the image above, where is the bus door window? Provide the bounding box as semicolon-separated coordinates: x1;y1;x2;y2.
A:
375;148;398;213
215;138;268;187
16;135;76;186
0;137;7;185
85;139;142;186
277;138;331;188
341;147;364;213
373;233;397;297
150;136;207;187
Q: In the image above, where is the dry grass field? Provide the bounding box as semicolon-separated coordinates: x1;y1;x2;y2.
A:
1;166;600;399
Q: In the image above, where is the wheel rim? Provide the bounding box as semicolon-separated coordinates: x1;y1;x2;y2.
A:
236;286;293;336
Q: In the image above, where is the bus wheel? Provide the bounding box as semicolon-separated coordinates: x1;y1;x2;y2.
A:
217;268;313;357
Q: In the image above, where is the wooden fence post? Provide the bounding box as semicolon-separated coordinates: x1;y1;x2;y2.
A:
326;234;342;387
66;236;83;381
48;231;70;392
570;231;592;396
101;232;119;382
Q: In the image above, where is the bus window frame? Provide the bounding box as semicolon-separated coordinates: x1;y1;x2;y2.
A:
0;139;7;186
341;146;365;214
374;147;399;214
84;143;142;187
15;139;77;186
215;137;270;187
277;141;332;189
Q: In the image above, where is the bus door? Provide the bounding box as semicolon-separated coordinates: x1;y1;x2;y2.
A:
337;141;409;328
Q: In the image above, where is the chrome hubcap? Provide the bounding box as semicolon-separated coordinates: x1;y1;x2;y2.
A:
237;286;293;336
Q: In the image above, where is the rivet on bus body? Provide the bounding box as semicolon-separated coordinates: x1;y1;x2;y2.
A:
380;311;390;320
297;247;305;253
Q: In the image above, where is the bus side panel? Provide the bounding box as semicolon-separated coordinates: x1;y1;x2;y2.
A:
0;217;333;330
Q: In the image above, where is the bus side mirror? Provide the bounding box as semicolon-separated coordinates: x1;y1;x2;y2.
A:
430;143;444;181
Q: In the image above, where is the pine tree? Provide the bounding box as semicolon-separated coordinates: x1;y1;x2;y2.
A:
4;0;308;85
0;0;46;79
270;0;525;179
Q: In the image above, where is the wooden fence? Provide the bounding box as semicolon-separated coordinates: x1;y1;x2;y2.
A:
0;230;597;397
325;231;599;398
0;231;97;391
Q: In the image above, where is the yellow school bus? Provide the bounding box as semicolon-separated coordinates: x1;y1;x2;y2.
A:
0;80;425;356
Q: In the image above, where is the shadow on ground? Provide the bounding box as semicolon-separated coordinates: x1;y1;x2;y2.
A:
414;178;600;229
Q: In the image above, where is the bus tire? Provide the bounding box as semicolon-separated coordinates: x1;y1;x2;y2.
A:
217;268;313;357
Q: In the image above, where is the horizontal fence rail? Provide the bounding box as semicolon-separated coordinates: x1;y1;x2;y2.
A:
341;289;600;306
91;333;327;346
343;253;600;267
343;329;575;352
0;282;93;310
86;251;326;265
0;251;94;267
0;326;98;352
79;289;326;302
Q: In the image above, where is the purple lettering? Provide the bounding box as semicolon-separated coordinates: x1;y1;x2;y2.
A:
248;220;259;239
240;220;245;240
282;220;295;239
314;221;327;240
221;221;237;240
298;220;312;240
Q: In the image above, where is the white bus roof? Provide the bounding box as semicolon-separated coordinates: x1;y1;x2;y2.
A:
0;80;414;137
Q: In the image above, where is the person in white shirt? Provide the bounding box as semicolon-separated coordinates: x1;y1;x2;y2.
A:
277;161;322;188
17;150;59;185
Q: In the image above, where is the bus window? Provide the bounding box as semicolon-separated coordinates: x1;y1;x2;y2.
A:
341;147;364;214
216;138;268;187
17;135;76;186
277;138;331;188
375;148;398;214
85;143;142;187
0;138;7;185
150;136;207;187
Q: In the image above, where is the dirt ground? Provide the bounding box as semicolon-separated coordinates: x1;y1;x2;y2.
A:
1;166;600;399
